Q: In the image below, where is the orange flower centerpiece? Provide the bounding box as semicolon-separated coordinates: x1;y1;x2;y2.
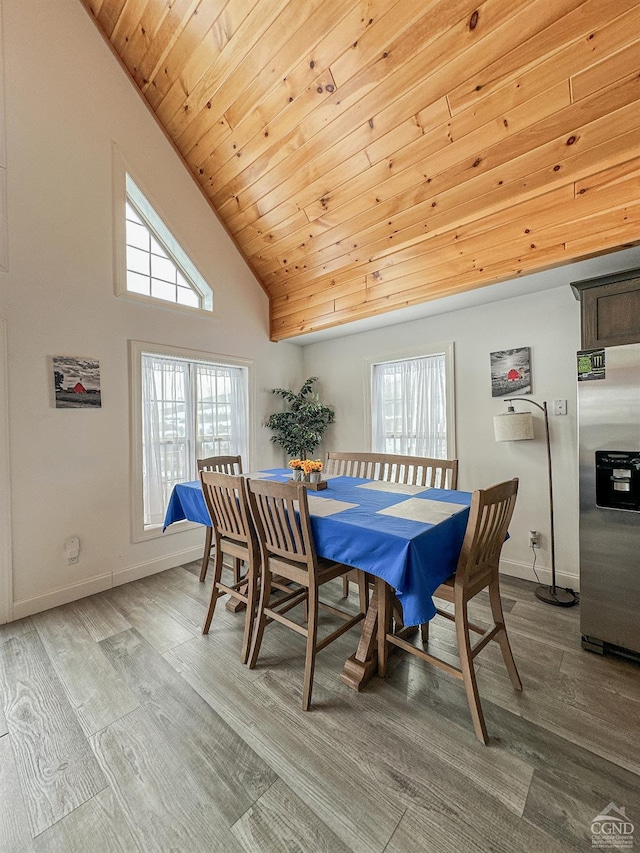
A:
288;458;323;483
302;459;323;483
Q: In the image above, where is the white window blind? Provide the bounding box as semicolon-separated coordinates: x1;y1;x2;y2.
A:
371;354;447;458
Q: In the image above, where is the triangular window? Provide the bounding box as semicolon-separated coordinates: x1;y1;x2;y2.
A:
124;174;213;312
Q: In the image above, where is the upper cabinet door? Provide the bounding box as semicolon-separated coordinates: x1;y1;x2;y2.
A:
572;269;640;350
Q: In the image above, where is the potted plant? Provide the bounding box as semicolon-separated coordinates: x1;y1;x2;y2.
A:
266;377;335;462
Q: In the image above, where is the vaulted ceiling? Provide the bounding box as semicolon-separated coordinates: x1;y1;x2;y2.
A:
81;0;640;340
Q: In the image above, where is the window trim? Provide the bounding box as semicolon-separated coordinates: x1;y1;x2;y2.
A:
113;144;216;318
129;339;255;543
364;341;456;458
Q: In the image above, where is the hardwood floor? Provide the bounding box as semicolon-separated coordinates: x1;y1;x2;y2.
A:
1;565;639;851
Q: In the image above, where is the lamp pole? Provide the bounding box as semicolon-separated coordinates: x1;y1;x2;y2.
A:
504;397;577;607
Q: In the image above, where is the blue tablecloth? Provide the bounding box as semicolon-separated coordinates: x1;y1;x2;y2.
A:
164;469;472;627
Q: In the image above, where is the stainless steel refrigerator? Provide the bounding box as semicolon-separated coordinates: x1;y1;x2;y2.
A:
578;343;640;659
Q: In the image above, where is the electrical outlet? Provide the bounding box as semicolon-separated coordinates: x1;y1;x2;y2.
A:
529;530;539;547
65;536;80;565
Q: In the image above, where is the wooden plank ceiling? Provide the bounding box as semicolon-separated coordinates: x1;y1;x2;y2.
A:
81;0;640;341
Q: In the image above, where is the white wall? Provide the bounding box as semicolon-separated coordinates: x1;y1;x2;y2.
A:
0;0;302;619
302;247;640;591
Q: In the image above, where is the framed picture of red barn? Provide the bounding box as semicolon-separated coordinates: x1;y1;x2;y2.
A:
52;356;101;408
490;347;531;398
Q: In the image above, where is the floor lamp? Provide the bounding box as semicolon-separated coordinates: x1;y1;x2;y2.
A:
493;397;578;607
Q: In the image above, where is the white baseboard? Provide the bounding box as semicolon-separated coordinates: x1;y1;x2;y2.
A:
500;558;580;592
112;548;202;587
12;573;114;620
10;547;202;621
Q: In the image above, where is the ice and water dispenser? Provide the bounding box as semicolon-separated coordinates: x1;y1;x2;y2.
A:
595;451;640;511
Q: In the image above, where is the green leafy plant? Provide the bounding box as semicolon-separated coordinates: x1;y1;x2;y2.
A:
266;376;335;460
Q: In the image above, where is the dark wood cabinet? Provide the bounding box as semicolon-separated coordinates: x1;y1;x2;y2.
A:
572;268;640;349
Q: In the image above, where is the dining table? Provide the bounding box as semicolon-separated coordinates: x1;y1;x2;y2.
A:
164;468;472;689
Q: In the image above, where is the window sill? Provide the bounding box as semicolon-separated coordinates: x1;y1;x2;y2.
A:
115;288;217;321
133;518;201;544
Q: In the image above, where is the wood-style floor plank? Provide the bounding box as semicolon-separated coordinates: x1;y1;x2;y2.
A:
231;776;352;853
102;581;196;652
70;593;131;642
384;793;567;853
158;563;213;605
100;627;277;823
523;764;640;852
130;571;207;631
0;632;106;837
0;616;35;644
560;646;640;704
90;706;244;852
0;734;34;853
33;605;139;737
32;788;139;853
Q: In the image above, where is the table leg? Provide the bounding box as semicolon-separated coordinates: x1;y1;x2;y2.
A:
339;582;379;691
225;588;247;613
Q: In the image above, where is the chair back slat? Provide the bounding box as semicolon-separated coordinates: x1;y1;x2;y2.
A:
456;478;518;589
200;470;252;545
326;452;458;489
248;479;317;577
197;455;243;475
325;453;382;479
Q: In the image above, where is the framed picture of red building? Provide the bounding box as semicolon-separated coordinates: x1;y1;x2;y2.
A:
490;347;531;398
52;356;101;408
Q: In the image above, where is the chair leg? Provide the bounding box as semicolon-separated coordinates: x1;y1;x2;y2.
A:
248;569;272;669
392;597;404;632
199;526;213;582
489;580;522;691
377;578;391;677
302;583;319;711
455;599;488;744
342;575;350;598
240;553;258;665
232;557;242;585
202;546;224;634
420;621;430;644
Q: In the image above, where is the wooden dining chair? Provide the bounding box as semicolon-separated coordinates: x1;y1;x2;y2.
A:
377;478;522;744
196;455;243;581
199;470;258;664
325;451;458;490
331;452;459;596
247;478;366;710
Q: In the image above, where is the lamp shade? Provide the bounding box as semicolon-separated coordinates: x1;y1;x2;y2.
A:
493;411;534;442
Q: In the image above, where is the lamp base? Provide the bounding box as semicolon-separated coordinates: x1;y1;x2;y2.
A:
535;584;579;607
